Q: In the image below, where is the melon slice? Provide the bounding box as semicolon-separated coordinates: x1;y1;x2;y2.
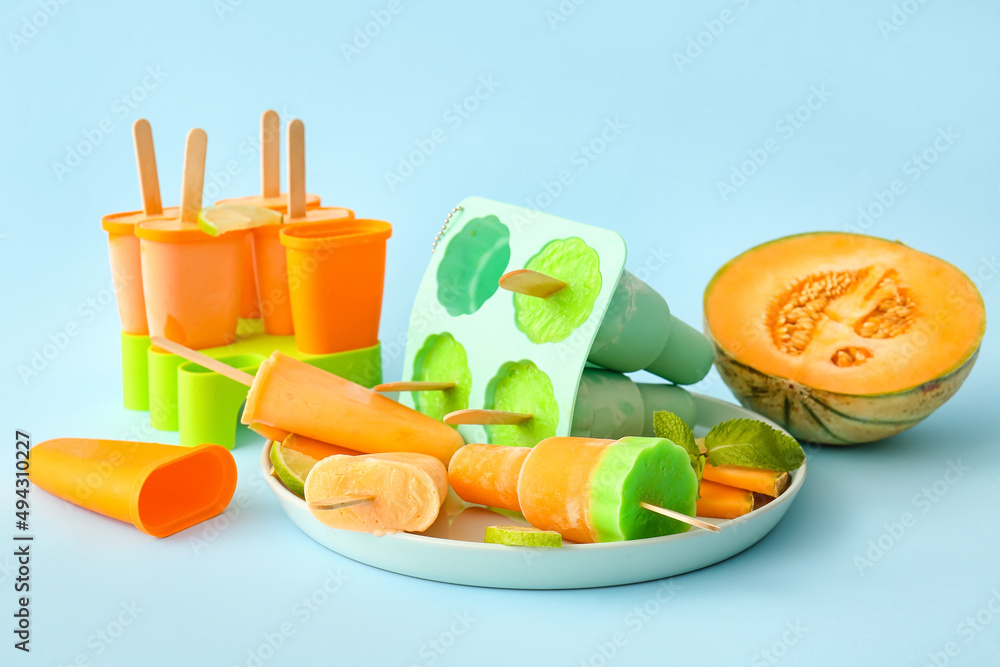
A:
704;232;985;444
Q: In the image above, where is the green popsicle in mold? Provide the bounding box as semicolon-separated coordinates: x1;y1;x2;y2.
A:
436;215;511;316
479;360;561;448
501;244;713;384
406;333;473;423
509;237;602;343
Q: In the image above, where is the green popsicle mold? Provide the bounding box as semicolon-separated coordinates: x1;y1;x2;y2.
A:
121;332;151;411
513;237;602;344
411;332;473;423
178;354;265;448
436;215;511;316
589;436;699;541
589;271;672;372
644;315;715;385
636;383;697;435
571;369;645;439
484;360;559;448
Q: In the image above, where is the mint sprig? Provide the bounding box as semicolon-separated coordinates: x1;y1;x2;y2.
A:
703;418;804;472
652;411;704;481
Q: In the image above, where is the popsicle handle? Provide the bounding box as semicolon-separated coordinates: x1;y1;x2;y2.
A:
443;409;533;426
179;128;208;224
261;110;280;198
373;381;458;393
149;336;254;387
287;119;306;220
639;502;721;533
307;496;374;511
132;119;162;216
498;270;568;298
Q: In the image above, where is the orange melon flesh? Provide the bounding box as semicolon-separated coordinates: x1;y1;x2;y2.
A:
702;463;788;497
696;480;754;520
303;453;447;536
705;233;985;395
448;443;530;513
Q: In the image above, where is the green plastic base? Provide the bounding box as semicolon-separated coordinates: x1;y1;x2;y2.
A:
122;319;382;449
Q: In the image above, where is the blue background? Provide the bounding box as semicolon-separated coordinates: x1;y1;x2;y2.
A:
2;1;998;665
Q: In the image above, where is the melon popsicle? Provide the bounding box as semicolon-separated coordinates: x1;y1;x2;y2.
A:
242;351;465;464
447;443;530;513
304;452;448;535
152;338;466;464
516;436;701;543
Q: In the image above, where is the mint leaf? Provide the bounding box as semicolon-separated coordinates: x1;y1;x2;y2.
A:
703;418;804;472
653;410;704;481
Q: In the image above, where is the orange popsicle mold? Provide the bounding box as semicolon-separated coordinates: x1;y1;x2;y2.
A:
28;438;236;538
136;220;247;350
281;218;390;355
102;207;180;335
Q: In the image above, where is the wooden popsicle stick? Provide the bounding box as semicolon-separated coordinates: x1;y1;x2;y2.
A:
307;496;374;511
261;110;280;198
179;128;208;224
132;119;162;216
639;501;721;533
287;119;306;220
150;336;254;386
498;270;568;298
373;381;458;393
443;409;533;426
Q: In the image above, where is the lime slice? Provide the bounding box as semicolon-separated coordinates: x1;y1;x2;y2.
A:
269;442;319;498
198;204;282;236
484;525;562;548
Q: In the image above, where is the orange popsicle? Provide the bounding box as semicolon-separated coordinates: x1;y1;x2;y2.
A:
303;452;447;535
448;443;531;513
241;351;465;464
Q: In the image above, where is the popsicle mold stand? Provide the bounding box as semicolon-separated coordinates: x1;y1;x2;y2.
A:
104;116;385;449
401;196;715;447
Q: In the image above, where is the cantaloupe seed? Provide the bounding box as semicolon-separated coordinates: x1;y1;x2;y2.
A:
768;266;916;364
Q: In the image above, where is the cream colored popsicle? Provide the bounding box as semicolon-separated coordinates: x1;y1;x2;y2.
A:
304;452;448;535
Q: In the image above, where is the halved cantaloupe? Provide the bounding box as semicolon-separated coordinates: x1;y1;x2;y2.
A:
704;232;985;444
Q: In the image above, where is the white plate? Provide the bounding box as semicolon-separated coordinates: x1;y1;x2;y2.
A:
262;393;806;589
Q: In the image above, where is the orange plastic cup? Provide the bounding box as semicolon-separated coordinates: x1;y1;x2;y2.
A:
101;207;179;334
252;207;354;336
216;194;321;320
28;438;236;537
136;220;247;349
280;218;392;354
